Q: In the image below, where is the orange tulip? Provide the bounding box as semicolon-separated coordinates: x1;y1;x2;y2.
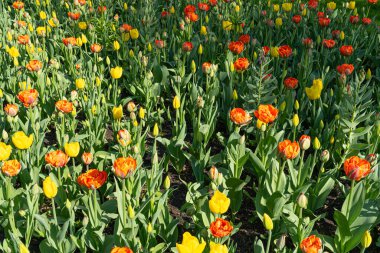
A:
45;150;69;168
228;41;244;54
4;104;19;117
62;37;77;46
344;156;371;181
55;100;74;113
1;160;21;177
209;218;233;238
77;169;107;190
82;152;93;165
230;108;252;126
233;58;249;72
254;104;278;124
17;35;30;45
278;140;300;159
26;60;43;72
90;43;102;53
17;89;39;108
300;235;322;253
110;247;133;253
113;157;137;178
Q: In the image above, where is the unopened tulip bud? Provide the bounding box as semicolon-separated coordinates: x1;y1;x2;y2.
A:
130;112;136;120
366;69;371;80
297;193;308;209
138;107;145;119
217;173;223;185
82;216;89;226
230;62;235;72
313;137;321;150
239;135;245;144
128;205;135;219
147;223;153;233
294;100;299;110
340;31;345;40
280;101;286;111
330;136;335;144
361;230;372;249
65;199;72;209
232;89;238;100
19;210;26;217
197;96;204;108
127;101;136;112
153;123;159;137
164;175;171;189
359;69;366;82
198;44;203;55
191;60;196;73
317;35;321;45
82;152;93;165
320;150;330;162
2;130;8;141
263;213;273;230
253;52;258;59
293;114;299;127
173;95;181;109
319;120;324;129
209;166;219;181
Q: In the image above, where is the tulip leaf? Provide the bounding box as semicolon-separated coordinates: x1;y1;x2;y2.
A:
341;181;365;225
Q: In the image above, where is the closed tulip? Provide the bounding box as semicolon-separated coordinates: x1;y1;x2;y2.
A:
64;142;80;157
110;66;123;79
113;105;123;120
173;95;181;109
43;176;58;199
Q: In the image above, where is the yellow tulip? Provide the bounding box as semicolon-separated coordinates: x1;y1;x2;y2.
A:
19;242;30;253
209;242;228;253
112;105;123;120
169;6;175;14
75;78;85;89
263;213;273;230
36;27;46;36
0;142;12;161
348;1;355;9
43;176;58;199
273;4;280;12
40;11;47;20
12;132;33;150
139;107;145;119
222;20;233;31
110;67;123;79
313;137;321;150
209;190;230;214
113;40;120;51
81;34;88;44
7;46;20;58
173;96;181;110
78;22;87;30
275;18;283;27
282;3;292;12
292;114;299;127
305;79;323;100
130;29;139;40
64;142;80;157
327;2;336;10
200;25;207;35
270;47;279;58
176;232;206;253
153;123;159;137
361;230;372;248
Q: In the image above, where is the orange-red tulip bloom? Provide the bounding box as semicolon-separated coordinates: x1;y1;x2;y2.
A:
254;105;278;124
278;140;300;159
17;89;39;108
230;108;252;126
77;169;108;189
344;156;371;181
113;157;137;178
210;218;233;238
45;150;69;168
300;235;322;253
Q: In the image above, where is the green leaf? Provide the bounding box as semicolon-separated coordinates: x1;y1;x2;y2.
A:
333;210;352;238
341;181;365;225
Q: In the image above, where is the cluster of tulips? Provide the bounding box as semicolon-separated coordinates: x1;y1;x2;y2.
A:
0;0;379;252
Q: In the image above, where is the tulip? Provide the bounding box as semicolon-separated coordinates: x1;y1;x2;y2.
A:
113;40;120;51
112;105;123;120
263;213;273;230
176;232;206;253
153;123;159;137
164;175;171;189
0;142;12;161
12;131;33;150
297;193;308;209
209;190;230;214
19;242;29;253
130;29;139;39
75;78;86;89
209;242;228;253
64;142;80;157
43;176;58;199
292;114;299;127
173;96;181;110
361;230;372;248
313;137;321;150
110;66;123;79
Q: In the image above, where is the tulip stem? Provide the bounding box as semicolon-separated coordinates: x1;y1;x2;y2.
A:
360;248;365;253
52;198;58;225
298;150;305;187
122;179;127;227
265;230;272;253
346;180;355;217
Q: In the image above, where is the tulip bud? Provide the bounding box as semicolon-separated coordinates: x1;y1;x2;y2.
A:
173;95;181;109
320;150;330;162
292;114;299;127
209;166;219;181
365;69;371;80
230;62;235;72
164;175;171;189
19;242;29;253
232;89;238;100
128;205;135;219
297;193;308;209
19;210;26;217
198;44;203;55
280;101;286;111
317;35;321;45
82;216;89;227
319;120;324;130
147;223;153;233
191;60;196;73
313;137;321;150
197;96;204;108
2;130;8;141
138;107;145;119
361;230;372;249
153;123;159;137
263;213;273;230
340;31;345;40
294;100;299;110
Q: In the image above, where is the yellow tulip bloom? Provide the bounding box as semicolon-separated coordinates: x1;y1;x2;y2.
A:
130;29;139;40
43;176;58;199
12;132;33;150
305;79;323;100
209;190;230;214
110;67;123;79
64;142;80;157
176;232;206;253
210;242;228;253
113;105;123;120
0;142;12;161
